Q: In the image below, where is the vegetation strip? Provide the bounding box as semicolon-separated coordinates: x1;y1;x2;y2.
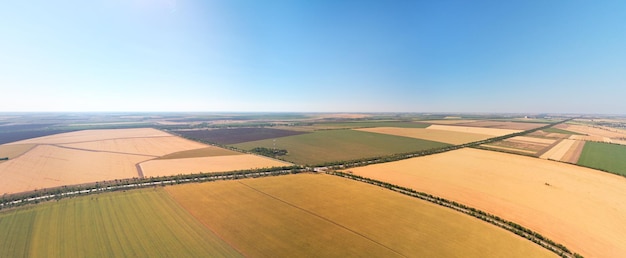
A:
327;171;582;258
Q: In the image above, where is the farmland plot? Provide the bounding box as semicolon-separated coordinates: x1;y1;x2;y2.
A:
0;189;241;257
232;129;450;165
453;121;547;130
348;148;626;258
166;174;555;258
426;125;521;136
355;127;491;145
6;128;171;145
578;142;626;176
140;154;290;177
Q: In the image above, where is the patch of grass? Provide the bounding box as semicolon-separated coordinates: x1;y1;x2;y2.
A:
542;128;585;135
165;174;555;258
232;129;450;165
578;142;626;176
0;189;241;257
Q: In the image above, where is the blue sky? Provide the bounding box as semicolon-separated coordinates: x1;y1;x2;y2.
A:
1;0;625;113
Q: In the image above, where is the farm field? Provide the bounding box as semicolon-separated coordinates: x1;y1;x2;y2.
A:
556;123;626;139
355;127;492;144
139;154;290;177
310;121;431;129
426;124;521;136
577;142;626;176
232;129;450;165
166;174;555;258
0;144;37;162
449;121;547;130
539;139;583;162
0;145;146;194
6;128;171;145
348;148;626;258
481;136;555;156
174;128;308;145
0;128;245;195
542;127;585;135
0;189;241;257
155;146;242;160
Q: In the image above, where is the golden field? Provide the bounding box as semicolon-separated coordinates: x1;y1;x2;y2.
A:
140;154;290;177
348;148;626;258
355;127;491;144
166;174;556;258
0;128;251;194
426;124;521;136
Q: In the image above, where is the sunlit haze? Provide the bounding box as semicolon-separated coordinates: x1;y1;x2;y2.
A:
1;1;625;113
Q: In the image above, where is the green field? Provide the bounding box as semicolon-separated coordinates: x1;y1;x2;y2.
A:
166;174;556;258
232;129;450;165
578;142;626;176
0;189;241;257
542;127;585;135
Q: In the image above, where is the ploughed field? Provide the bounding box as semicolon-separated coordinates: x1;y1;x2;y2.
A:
348;148;626;258
0;128;287;195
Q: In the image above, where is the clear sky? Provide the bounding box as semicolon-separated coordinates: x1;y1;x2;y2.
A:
1;1;625;114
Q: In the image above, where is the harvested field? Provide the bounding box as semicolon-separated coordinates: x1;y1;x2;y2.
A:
166;174;555;258
561;140;585;163
509;136;555;144
59;136;207;156
6;128;171;145
0;144;37;162
355;127;491;145
479;144;536;154
542;127;585;135
539;139;577;161
174;128;307;145
556;124;626;139
232;130;450;165
348;148;626;258
140;154;290;177
527;130;570;139
426;124;521;136
578;142;626;176
453;121;547;130
0;128;227;194
0;189;241;257
0;130;72;145
156;147;242;160
0;145;145;195
568;135;610;142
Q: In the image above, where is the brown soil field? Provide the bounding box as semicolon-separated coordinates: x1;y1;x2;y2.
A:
59;136;207;157
561;140;585;163
348;148;626;258
426;124;521;136
0;144;37;161
155;147;242;160
0;145;146;195
508;136;555;144
6;128;171;145
556;124;626;139
139;154;290;177
454;121;547;130
479;144;537;154
539;139;577;161
528;131;570;139
166;174;556;258
355;127;492;144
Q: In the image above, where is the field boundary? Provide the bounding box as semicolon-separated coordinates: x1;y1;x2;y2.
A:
326;171;582;258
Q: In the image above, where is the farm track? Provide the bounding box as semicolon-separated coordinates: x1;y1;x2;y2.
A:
237;181;407;257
